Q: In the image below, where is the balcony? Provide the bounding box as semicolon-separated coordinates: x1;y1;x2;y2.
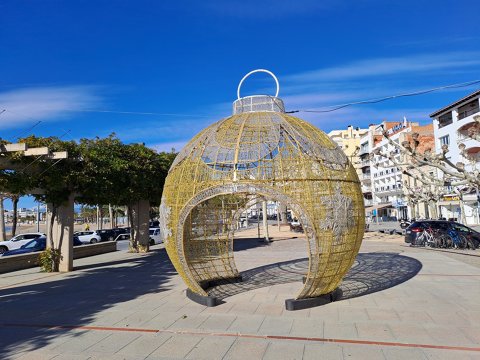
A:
457;120;480;143
361;185;372;193
363;199;373;206
457;100;479;120
360;173;371;182
374;186;403;195
360;159;371;168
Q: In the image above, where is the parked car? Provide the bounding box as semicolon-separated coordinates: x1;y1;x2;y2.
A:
2;236;83;257
114;233;131;241
405;220;480;247
112;227;130;235
74;231;102;244
0;232;46;254
2;236;47;256
149;228;163;245
73;236;83;246
95;229;118;242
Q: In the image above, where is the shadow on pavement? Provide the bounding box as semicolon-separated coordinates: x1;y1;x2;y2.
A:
208;252;422;301
0;248;177;358
233;237;272;252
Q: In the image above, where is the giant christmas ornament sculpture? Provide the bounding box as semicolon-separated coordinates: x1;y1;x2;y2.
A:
160;69;364;309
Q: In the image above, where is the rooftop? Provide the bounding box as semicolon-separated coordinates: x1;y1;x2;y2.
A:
429;89;480;118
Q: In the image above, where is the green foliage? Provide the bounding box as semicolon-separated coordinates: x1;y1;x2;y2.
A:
3;133;177;259
39;248;61;272
76;135;175;207
13;135;82;207
2;134;176;209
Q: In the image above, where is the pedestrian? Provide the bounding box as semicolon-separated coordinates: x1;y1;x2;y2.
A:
85;223;90;231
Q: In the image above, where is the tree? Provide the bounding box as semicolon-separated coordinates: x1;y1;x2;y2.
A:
1;133;176;269
76;135;176;252
372;123;480;221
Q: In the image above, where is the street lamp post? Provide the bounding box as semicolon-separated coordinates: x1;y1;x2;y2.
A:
36;202;40;232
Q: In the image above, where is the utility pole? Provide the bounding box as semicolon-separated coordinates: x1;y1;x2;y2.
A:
262;200;269;243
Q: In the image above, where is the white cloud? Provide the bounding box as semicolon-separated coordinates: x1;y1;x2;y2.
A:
273;51;480;119
0;86;102;130
283;52;480;86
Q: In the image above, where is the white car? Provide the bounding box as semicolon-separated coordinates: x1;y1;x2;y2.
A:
74;231;102;244
0;232;46;254
149;228;163;245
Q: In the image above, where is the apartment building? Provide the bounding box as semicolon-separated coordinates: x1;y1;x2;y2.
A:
328;125;368;178
430;89;480;225
359;119;434;221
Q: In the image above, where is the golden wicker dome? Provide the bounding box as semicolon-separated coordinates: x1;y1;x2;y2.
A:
160;70;364;306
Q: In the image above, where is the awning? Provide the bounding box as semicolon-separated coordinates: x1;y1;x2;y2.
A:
365;203;393;211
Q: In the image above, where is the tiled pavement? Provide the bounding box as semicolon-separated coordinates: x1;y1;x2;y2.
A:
0;228;479;359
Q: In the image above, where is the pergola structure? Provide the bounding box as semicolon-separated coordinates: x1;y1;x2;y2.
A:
160;70;365;310
1;140;153;271
0;141;75;269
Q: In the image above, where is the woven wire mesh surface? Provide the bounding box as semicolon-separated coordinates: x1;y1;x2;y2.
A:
161;111;364;299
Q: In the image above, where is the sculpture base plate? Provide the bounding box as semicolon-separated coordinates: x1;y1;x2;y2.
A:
187;276;243;307
285;288;343;311
186;289;220;307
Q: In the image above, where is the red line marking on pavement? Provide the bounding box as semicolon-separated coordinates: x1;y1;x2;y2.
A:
2;323;480;352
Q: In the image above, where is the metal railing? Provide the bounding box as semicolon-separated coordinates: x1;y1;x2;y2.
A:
458;107;479;120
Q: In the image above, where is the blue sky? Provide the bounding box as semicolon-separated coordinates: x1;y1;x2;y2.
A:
1;0;480;209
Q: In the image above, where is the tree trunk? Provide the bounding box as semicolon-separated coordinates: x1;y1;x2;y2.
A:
127;205;137;250
11;196;19;236
48;206;59;272
280;203;289;224
99;206;103;230
0;196;6;241
129;200;150;253
459;198;466;224
109;204;113;229
96;205;100;229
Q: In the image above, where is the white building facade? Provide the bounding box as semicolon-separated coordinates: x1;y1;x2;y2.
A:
430;90;480;225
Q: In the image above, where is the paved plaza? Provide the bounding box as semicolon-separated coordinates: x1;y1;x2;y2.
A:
0;227;479;359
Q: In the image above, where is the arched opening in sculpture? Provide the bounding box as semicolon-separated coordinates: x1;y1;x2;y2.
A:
179;186;315;300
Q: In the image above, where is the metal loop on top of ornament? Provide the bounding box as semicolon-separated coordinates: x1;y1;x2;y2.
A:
237;69;280;99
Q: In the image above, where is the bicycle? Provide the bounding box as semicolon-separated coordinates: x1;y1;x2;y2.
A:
436;228;475;250
416;226;441;248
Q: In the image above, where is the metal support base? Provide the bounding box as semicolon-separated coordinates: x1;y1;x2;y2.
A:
285;288;342;311
187;276;243;307
186;289;220;307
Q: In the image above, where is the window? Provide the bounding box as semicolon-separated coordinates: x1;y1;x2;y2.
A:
438;112;453;128
458;100;479;120
439;135;450;146
452;224;470;233
24;239;40;249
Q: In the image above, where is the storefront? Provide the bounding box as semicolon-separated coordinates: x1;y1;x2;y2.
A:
438;194;480;225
